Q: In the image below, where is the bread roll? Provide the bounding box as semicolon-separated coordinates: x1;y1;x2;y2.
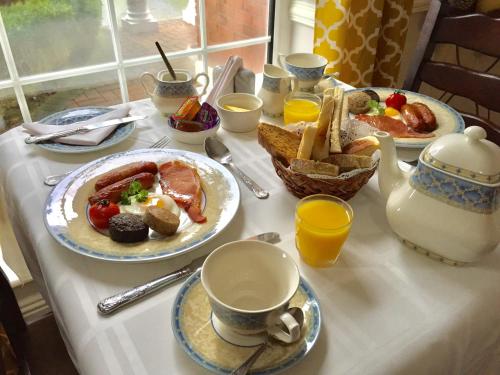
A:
342;136;380;156
297;123;318;160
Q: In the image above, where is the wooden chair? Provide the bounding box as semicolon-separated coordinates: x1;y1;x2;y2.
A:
0;267;77;375
403;0;500;145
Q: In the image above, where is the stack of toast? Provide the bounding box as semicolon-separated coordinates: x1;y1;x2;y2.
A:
258;87;379;179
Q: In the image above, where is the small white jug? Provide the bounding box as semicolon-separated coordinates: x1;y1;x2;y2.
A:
257;64;297;117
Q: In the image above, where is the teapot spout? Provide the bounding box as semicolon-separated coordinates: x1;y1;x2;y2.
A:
374;131;408;201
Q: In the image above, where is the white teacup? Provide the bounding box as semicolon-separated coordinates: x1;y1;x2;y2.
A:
201;240;301;344
279;53;328;91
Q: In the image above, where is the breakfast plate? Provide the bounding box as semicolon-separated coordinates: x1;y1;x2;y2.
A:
346;87;465;149
172;271;321;375
37;107;136;154
44;148;240;262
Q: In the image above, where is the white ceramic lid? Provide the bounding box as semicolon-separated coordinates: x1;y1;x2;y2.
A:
422;126;500;185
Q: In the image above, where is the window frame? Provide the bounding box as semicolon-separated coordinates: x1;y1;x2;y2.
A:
0;0;275;123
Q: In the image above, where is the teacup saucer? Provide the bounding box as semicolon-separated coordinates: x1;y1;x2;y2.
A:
172;270;321;374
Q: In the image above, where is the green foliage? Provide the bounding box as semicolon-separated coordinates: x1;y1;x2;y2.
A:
1;0;101;32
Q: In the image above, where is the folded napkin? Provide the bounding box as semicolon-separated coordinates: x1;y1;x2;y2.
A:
22;105;131;146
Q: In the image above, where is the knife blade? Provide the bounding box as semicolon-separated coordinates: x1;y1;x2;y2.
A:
24;115;147;144
97;232;281;315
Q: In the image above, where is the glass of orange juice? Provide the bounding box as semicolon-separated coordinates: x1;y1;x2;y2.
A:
283;92;321;125
295;194;353;267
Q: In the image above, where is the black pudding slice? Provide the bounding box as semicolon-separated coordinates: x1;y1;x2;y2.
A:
109;213;149;243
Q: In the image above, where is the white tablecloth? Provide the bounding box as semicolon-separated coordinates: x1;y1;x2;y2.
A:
0;99;499;375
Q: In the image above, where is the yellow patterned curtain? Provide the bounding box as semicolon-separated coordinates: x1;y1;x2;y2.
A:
314;0;413;87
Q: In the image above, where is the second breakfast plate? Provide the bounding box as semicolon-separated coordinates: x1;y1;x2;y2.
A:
346;87;465;149
44;148;240;262
37;106;136;154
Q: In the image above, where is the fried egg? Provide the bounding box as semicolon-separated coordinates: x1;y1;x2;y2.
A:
119;193;180;217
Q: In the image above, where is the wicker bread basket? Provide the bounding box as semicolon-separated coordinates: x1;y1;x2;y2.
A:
271;156;378;200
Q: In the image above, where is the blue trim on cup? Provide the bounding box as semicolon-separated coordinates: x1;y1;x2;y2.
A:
285;63;325;81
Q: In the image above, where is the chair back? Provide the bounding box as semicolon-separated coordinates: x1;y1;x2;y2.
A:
0;267;28;374
404;0;500;144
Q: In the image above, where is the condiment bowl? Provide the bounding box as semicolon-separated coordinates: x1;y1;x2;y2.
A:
167;117;220;145
216;93;263;133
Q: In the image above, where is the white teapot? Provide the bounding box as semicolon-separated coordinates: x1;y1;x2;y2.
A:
375;127;500;265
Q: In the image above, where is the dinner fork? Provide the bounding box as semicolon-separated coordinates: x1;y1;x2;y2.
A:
43;136;171;186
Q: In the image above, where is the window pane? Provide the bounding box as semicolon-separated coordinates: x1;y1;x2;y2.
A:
0;48;9;81
206;0;269;45
208;44;267;75
126;55;203;101
24;71;121;121
115;0;200;60
1;0;114;76
0;88;22;133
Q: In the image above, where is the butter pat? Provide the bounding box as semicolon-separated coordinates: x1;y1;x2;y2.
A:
223;105;250;112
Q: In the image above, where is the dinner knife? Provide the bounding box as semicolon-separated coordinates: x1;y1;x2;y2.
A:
24;115;147;144
97;232;281;315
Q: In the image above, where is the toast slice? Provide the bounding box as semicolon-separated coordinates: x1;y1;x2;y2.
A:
330;87;344;153
290;159;339;177
257;122;301;165
322;154;372;173
311;94;334;160
296;123;318;160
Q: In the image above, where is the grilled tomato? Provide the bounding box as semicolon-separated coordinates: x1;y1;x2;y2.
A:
89;199;120;229
385;90;407;111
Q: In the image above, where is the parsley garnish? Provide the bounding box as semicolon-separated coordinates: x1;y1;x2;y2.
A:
120;180;149;205
368;100;385;115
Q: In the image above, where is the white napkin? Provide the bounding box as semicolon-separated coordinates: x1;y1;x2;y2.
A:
205;56;243;106
22;105;131;146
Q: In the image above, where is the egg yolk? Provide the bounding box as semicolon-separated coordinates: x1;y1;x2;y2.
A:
385;107;400;117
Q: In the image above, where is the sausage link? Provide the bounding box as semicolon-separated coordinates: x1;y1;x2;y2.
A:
412;102;437;132
401;104;426;132
89;172;155;205
94;162;158;191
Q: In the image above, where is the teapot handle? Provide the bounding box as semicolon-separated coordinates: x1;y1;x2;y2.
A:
140;72;156;97
193;72;210;97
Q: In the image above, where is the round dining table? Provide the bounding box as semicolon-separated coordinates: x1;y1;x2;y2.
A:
0;95;499;375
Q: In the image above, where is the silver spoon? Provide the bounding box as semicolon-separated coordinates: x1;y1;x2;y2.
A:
204;137;269;199
231;307;305;375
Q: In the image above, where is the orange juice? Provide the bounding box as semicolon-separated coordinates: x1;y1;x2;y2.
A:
295;195;353;267
284;98;321;124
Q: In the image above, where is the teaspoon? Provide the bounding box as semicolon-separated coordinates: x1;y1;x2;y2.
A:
231;307;305;375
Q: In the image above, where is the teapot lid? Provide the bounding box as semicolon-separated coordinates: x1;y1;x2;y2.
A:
421;126;500;185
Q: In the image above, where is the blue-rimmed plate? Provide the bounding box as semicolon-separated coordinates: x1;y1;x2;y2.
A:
44;148;240;262
37;107;135;153
346;87;465;149
172;271;321;375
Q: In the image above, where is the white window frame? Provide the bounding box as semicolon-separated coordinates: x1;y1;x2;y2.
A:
0;0;272;123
